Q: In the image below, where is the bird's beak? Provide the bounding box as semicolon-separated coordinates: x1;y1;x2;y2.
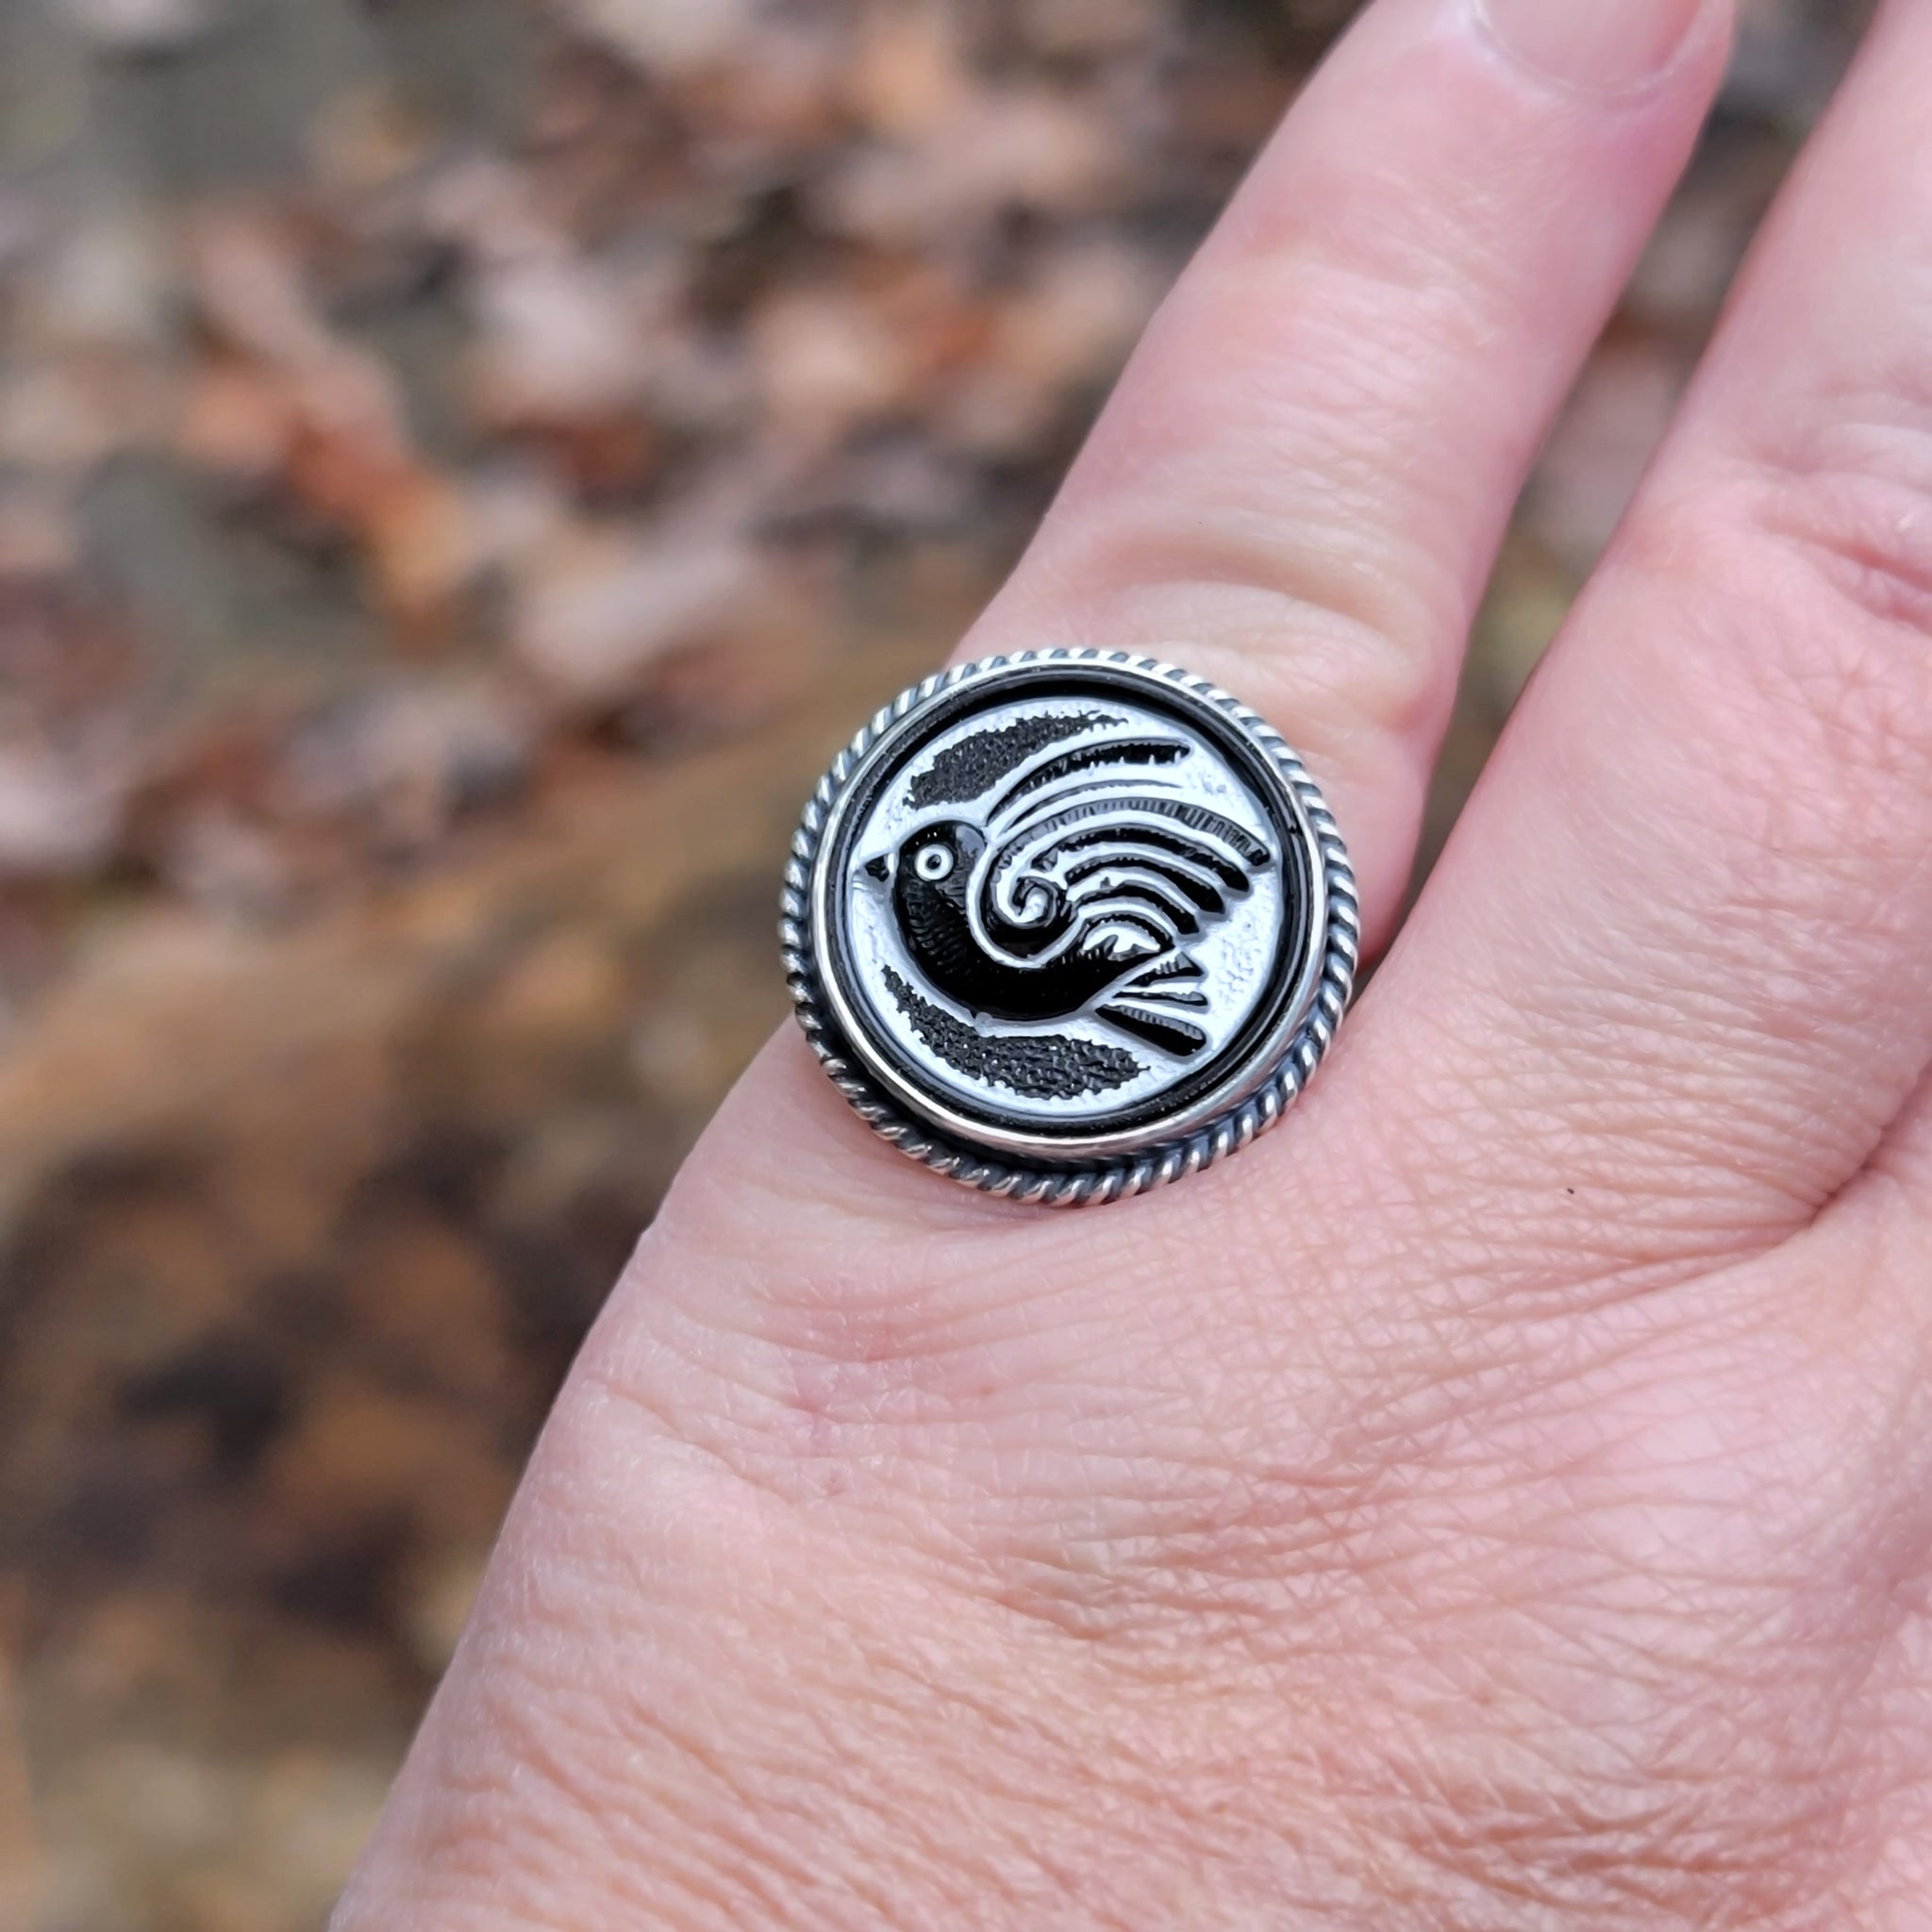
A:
862;852;891;885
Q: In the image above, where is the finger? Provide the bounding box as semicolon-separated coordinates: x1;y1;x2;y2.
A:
1330;0;1932;1274
952;0;1731;947
727;0;1732;1234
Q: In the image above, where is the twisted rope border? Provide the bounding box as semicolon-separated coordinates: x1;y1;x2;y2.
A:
780;650;1359;1207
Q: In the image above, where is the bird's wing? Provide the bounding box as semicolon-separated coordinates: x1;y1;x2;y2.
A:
968;727;1274;972
982;727;1193;832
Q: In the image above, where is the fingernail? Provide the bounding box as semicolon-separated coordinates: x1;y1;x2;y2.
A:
1476;0;1707;94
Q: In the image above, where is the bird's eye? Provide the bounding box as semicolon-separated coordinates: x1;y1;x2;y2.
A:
915;843;956;881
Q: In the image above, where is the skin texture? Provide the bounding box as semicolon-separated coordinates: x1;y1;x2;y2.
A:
333;0;1932;1924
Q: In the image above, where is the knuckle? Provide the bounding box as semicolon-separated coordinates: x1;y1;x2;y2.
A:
1620;443;1932;878
1724;376;1932;767
1011;503;1455;749
994;236;1498;753
1745;366;1932;641
1758;457;1932;644
579;1214;1108;1542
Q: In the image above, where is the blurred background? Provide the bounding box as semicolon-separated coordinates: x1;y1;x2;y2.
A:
0;0;1873;1924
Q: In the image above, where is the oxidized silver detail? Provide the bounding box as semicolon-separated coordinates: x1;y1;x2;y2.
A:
781;651;1357;1205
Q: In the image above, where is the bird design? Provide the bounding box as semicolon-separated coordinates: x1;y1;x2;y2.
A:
860;720;1274;1058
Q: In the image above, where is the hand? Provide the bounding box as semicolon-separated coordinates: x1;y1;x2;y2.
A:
332;0;1932;1924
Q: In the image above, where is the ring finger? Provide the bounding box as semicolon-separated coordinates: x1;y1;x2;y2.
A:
1318;0;1932;1287
718;0;1735;1228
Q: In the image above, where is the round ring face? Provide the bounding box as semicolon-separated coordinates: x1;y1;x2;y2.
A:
791;655;1351;1185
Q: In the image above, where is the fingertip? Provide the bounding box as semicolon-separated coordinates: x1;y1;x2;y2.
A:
1473;0;1733;102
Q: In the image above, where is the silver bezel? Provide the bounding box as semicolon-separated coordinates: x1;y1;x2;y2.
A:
781;650;1358;1206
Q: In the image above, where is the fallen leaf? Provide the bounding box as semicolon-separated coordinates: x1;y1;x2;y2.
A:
556;0;758;78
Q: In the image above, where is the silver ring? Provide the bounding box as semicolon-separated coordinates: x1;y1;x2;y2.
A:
781;650;1358;1205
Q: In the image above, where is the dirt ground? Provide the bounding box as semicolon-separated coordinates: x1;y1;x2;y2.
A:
0;1;1871;1925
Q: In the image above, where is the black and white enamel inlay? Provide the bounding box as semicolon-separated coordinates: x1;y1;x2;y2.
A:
869;715;1278;1060
786;654;1354;1198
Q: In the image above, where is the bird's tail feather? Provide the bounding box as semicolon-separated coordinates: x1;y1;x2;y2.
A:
1097;1003;1209;1057
1119;954;1207;1007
